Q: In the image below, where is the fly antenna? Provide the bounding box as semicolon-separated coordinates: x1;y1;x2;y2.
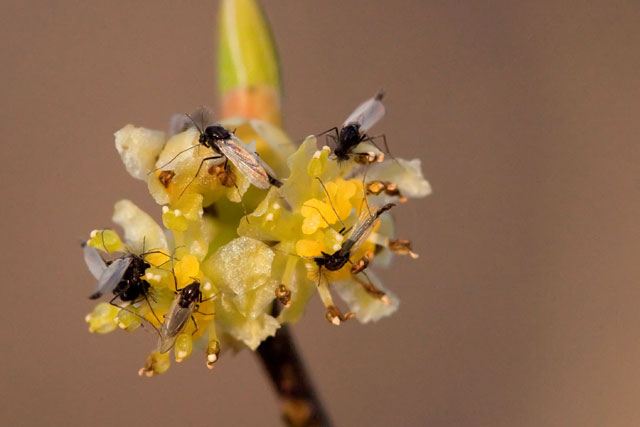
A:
271;247;312;261
302;203;342;233
185;113;204;135
232;181;251;224
169;250;179;292
149;144;199;175
147;245;184;269
142;292;163;326
314;177;347;231
359;166;373;217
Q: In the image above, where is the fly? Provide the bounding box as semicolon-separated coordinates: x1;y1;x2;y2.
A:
294;178;396;324
320;89;389;164
313;203;395;273
157;280;214;354
159;107;282;197
82;240;163;323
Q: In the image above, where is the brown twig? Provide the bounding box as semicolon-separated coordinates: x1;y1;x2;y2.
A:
256;324;333;426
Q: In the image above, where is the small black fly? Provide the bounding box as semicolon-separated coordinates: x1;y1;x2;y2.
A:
82;239;166;324
159;107;283;198
157;280;215;353
319;90;389;164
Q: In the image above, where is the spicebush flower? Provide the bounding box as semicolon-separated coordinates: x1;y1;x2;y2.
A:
83;0;430;376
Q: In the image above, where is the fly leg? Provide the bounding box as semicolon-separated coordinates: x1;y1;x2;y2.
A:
314;177;347;230
108;293;160;335
141;288;162;325
316;126;339;138
363;133;392;159
353;271;391;306
179;155;223;198
191;315;199;336
316;126;340;151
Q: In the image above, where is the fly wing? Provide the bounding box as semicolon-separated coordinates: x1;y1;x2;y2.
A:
174;106;215;134
341;210;380;255
190;106;214;130
89;256;132;299
157;297;194;353
240;138;279;178
217;136;270;189
342;91;386;133
341;203;395;255
168;113;192;136
83;243;107;280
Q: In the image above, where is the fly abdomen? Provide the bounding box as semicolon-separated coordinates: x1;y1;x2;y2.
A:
316;251;351;272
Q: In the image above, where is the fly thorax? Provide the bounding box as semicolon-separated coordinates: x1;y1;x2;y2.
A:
323;251;350;271
178;282;202;308
205;125;232;142
120;285;141;301
313;256;327;268
338;124;363;151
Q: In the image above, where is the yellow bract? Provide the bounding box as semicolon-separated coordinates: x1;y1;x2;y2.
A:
301;199;337;235
296;239;323;258
300;179;363;235
143;249;171;270
173;254;202;288
87;229;123;253
306;146;330;177
174;333;193;363
116;308;141;332
139;351;171;377
86;303;119;334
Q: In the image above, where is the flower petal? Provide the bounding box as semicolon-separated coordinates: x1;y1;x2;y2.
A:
367;158;432;199
203;236;274;295
333;272;399;323
115;125;166;180
201;237;279;349
112;199;168;254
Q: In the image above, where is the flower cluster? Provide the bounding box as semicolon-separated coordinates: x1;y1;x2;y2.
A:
84;113;429;375
82;0;430;377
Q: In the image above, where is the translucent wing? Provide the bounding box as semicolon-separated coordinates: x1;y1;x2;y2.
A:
217;136;270;189
170;106;215;135
237;138;279;179
342;90;386;133
341;203;395;255
168;113;192;136
89;256;132;299
82;243;107;280
157;297;195;353
188;106;215;132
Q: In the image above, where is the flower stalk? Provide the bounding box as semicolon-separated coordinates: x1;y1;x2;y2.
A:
219;4;330;422
257;324;333;427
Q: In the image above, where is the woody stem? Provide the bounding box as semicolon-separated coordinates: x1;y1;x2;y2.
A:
256;323;333;427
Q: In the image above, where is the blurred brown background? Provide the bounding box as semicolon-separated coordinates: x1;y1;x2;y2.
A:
1;1;639;426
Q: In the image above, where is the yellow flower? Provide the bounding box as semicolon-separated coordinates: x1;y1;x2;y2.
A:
238;137;415;325
82;0;431;377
